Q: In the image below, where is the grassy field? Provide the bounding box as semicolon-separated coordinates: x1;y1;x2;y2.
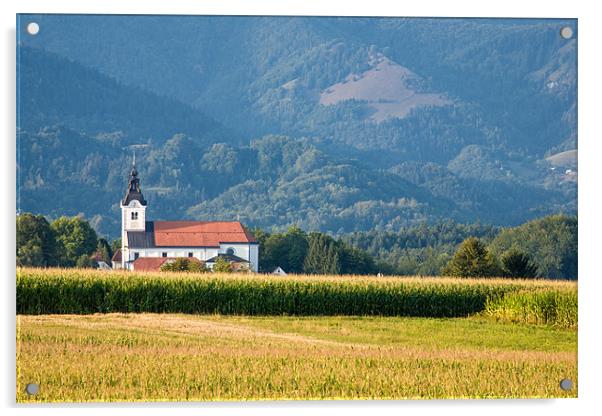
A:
17;313;577;402
16;268;578;402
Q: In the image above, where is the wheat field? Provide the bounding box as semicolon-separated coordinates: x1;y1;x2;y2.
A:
16;313;577;402
16;268;577;402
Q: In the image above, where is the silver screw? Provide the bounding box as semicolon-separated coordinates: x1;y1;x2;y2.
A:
26;22;40;36
25;383;40;395
560;26;573;40
560;378;573;391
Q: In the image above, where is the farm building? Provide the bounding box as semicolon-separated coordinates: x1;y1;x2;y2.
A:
113;161;258;272
272;266;287;276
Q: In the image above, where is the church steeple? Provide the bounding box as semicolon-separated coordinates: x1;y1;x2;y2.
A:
122;156;147;206
120;155;148;269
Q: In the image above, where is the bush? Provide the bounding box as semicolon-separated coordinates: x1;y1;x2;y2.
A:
160;258;208;273
212;257;233;273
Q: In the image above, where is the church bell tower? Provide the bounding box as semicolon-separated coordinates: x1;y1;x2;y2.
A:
120;157;147;268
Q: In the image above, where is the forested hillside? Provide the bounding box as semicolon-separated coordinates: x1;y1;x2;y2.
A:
17;16;577;238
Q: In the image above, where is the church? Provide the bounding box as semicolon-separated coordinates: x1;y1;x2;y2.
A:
112;162;259;272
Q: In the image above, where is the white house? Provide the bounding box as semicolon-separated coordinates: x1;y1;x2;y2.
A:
272;266;287;276
112;162;259;272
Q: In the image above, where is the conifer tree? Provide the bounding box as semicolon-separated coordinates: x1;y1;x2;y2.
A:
442;237;499;277
501;249;539;278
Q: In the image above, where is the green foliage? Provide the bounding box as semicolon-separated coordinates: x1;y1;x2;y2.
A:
75;254;96;269
16;268;576;327
257;227;378;275
339;245;376;275
303;233;341;275
489;215;578;279
483;289;577;328
95;238;112;264
260;226;309;273
500;249;539;279
50;216;98;267
443;237;499;278
160;258;208;273
212;257;233;273
17;213;58;267
343;220;498;276
110;238;121;257
187;261;209;273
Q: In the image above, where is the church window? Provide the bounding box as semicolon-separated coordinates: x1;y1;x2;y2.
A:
134;252;139;260
188;252;194;258
162;252;167;257
226;247;235;255
131;212;138;220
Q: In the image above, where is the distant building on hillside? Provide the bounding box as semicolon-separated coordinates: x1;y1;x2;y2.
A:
272;266;287;276
113;160;258;272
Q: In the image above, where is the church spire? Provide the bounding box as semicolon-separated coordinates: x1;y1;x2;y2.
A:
122;155;147;206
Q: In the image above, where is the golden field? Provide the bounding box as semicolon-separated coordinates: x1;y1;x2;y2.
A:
16;268;577;402
17;313;577;402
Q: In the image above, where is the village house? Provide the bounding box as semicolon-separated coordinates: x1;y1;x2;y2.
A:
112;162;258;272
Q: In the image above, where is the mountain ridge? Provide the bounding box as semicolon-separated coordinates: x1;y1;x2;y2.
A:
16;16;577;238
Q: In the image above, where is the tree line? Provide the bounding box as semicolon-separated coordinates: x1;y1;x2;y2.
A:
253;226;384;275
17;213;118;268
17;212;577;279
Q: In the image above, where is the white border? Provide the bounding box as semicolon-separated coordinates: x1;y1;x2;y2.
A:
3;1;601;415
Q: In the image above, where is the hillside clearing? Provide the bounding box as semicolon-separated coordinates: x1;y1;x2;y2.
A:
319;54;451;122
545;149;577;167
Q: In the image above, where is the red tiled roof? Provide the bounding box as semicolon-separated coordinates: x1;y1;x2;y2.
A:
111;249;122;262
152;221;256;247
132;257;168;272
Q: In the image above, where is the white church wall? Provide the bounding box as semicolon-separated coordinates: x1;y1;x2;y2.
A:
219;243;249;259
249;244;259;272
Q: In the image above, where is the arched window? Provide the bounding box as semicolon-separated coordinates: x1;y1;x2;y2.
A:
226;247;235;256
131;212;138;220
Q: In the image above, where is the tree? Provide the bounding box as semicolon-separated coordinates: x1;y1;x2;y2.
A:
75;254;96;268
213;257;233;273
260;226;309;273
500;249;539;278
17;241;45;267
95;238;112;264
489;215;577;279
160;258;208;272
188;260;209;273
303;233;341;275
51;216;98;267
325;243;341;275
16;213;58;267
284;226;309;273
110;238;122;256
442;237;499;278
339;245;376;275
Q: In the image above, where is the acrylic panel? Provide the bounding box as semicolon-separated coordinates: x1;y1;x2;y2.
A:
16;14;577;402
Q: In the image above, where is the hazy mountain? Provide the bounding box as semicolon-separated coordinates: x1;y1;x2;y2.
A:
16;15;577;237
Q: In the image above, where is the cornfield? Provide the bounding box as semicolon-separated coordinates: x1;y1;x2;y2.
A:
16;268;577;326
